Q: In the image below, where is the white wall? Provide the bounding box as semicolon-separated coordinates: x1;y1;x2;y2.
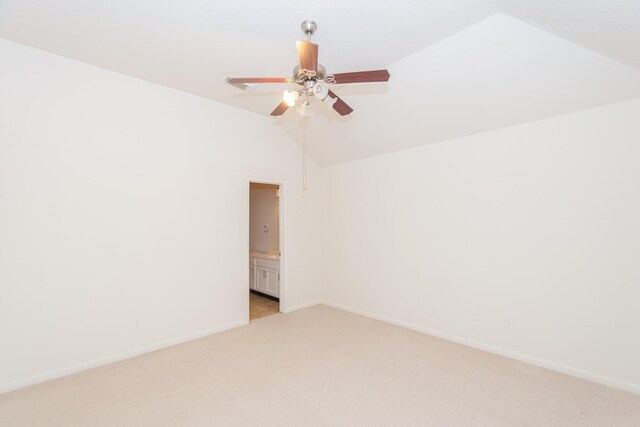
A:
0;38;322;392
249;187;279;254
3;34;640;396
322;98;640;393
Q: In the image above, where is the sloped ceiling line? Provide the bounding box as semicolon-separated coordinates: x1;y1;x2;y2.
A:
1;1;639;166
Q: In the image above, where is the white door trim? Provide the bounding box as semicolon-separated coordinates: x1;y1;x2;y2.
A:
246;178;286;316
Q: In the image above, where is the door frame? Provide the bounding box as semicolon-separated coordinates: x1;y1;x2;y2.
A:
245;178;286;317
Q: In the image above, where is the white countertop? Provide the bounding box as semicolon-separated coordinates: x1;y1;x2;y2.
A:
250;252;280;260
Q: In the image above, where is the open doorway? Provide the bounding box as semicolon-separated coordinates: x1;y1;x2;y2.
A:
248;182;282;320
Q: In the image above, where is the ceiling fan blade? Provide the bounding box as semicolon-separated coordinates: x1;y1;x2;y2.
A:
327;90;353;116
270;101;290;116
227;77;293;84
296;40;318;73
331;69;390;84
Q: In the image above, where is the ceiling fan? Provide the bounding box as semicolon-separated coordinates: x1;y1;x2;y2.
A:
226;20;390;117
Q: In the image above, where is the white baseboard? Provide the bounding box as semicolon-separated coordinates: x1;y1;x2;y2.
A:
321;301;640;396
1;300;324;394
0;319;248;394
284;300;322;313
5;303;637;396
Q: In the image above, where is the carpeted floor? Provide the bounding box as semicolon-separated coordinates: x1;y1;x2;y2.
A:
1;305;639;426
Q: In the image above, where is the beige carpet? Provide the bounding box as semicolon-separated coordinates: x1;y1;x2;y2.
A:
1;305;638;426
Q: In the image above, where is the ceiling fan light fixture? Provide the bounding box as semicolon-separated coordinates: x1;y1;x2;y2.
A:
313;81;329;101
283;90;299;107
297;99;311;116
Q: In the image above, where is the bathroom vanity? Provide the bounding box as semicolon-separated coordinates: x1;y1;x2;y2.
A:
249;252;279;298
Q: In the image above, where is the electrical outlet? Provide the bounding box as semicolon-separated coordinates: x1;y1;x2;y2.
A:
472;311;480;322
504;315;515;329
132;316;141;329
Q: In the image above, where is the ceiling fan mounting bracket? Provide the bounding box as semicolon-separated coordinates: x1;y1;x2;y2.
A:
301;20;317;36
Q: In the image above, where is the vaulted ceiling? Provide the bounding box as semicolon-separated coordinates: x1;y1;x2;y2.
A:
1;0;639;166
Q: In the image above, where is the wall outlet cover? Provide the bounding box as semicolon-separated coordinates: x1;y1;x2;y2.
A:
132;317;142;329
504;315;515;329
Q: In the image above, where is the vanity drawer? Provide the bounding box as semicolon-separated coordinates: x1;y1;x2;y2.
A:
255;258;278;270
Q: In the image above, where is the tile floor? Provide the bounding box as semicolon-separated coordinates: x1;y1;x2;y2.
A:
249;292;279;320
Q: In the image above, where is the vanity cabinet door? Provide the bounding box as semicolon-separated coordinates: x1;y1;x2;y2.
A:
249;265;257;290
256;267;279;297
264;269;279;297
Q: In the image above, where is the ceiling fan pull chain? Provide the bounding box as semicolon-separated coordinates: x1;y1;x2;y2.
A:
301;126;308;199
305;127;308;192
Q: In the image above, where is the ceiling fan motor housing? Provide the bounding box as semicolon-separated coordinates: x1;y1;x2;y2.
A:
293;64;326;82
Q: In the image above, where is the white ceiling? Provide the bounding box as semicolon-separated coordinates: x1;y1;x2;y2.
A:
496;0;640;70
1;0;639;166
283;13;640;165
